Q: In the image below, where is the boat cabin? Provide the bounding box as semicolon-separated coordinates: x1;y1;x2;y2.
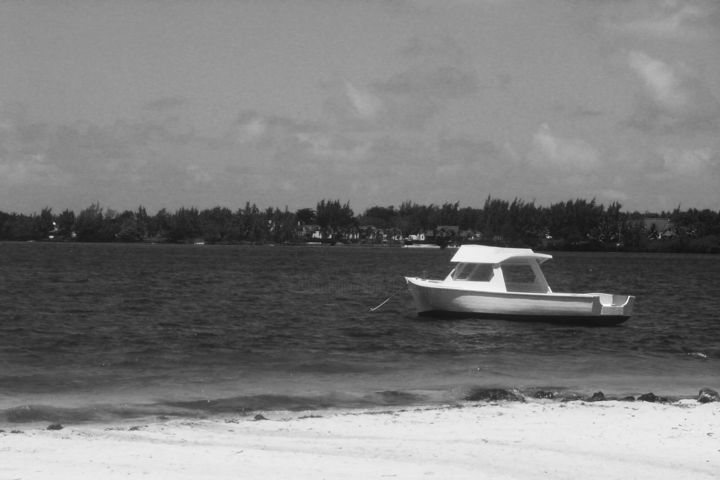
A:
445;245;553;294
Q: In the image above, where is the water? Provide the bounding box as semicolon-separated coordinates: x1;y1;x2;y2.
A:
1;242;718;424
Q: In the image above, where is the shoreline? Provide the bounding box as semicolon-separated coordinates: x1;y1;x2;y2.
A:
3;385;718;426
2;399;718;479
5;239;720;255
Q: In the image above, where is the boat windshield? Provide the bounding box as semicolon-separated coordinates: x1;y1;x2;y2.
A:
452;263;494;282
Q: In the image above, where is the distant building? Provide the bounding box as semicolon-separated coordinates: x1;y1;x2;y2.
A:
643;217;674;239
436;225;459;236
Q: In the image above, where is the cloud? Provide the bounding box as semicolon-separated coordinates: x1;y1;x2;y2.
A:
400;34;465;63
295;132;369;161
0;153;70;189
0;105;253;211
627;50;720;133
597;188;630;203
0;105;69;190
324;65;479;132
528;124;600;171
234;110;319;145
407;0;516;9
628;51;686;110
143;96;187;112
344;82;384;120
614;0;719;40
236;112;270;143
433;136;507;177
324;80;431;131
185;164;213;184
636;145;720;210
657;146;718;176
233;109;368;164
324;32;478;134
377;66;479;99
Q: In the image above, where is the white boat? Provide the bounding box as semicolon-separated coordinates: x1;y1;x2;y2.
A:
405;245;634;325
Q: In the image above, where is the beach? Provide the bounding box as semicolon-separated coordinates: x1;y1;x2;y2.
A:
2;399;718;479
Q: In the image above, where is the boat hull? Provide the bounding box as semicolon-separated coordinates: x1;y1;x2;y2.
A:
405;277;634;326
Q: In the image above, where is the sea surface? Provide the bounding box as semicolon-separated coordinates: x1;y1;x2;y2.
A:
1;242;719;424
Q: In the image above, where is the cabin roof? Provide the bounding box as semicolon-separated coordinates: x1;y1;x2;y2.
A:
450;245;552;264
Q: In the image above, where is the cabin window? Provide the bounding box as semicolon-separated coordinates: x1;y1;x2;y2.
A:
502;264;537;284
502;263;546;293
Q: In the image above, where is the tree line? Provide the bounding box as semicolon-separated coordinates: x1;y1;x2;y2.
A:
1;197;719;253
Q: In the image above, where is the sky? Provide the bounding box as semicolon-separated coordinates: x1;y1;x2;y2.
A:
1;0;719;215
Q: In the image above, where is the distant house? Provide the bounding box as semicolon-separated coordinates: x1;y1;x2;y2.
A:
426;225;459;247
344;227;360;241
297;224;322;241
459;230;482;242
435;225;459;236
643;218;674;239
388;228;403;242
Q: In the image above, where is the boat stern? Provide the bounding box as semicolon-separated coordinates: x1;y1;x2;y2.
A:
593;294;635;317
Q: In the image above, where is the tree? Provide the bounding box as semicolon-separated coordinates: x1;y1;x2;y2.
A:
240;202;267;242
316;199;354;234
56;209;76;239
267;207;297;243
31;207;55;240
149;208;172;240
436;202;460;226
167;207;201;242
0;213;34;240
115;210;143;242
596;201;623;244
482;196;509;241
200;206;234;243
74;203;105;242
0;211;10;239
135;206;150;240
359;206;397;229
398;201;433;234
295;208;316;225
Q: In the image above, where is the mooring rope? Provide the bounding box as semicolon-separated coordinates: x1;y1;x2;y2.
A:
369;284;407;312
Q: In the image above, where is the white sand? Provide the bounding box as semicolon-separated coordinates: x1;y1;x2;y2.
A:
2;400;718;479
